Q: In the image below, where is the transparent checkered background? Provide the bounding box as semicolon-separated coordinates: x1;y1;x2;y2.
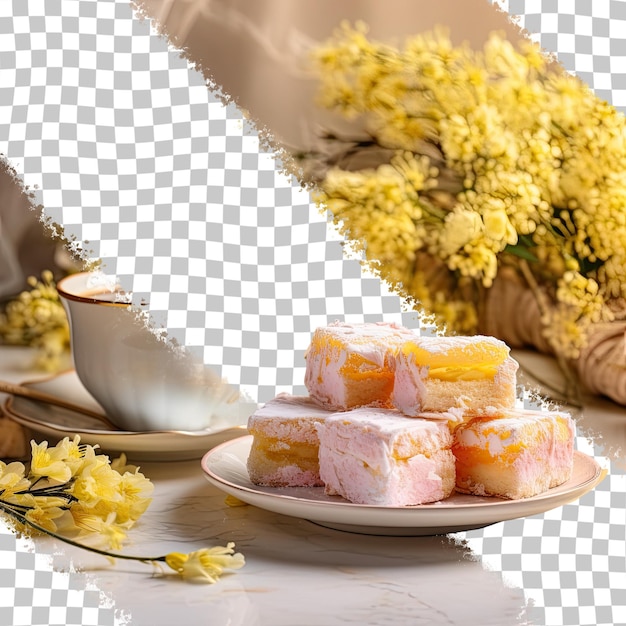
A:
0;522;124;626
1;1;625;624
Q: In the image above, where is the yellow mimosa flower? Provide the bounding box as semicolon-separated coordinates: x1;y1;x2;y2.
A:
308;24;626;358
0;271;70;371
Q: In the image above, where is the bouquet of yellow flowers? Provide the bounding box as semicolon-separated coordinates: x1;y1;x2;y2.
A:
0;270;71;372
302;23;626;406
1;436;244;583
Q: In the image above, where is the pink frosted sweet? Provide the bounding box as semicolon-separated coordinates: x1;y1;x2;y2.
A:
452;408;575;499
246;393;334;487
316;407;455;506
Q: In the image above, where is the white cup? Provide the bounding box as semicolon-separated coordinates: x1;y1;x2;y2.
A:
57;271;241;432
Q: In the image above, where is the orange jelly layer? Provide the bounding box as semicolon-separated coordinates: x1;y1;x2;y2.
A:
453;414;572;465
312;336;392;381
340;352;391;380
402;340;508;381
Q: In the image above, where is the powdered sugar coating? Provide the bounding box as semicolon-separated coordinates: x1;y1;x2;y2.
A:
319;407;452;465
304;321;416;410
246;393;334;487
453;408;575;499
316;407;455;506
409;334;509;356
247;392;334;444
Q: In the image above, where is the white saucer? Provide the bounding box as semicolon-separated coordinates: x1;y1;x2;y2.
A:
201;436;607;536
3;370;250;462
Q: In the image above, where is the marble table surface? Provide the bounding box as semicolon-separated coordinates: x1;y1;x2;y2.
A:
1;345;625;626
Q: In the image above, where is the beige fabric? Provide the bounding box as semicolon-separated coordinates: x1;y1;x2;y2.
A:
0;159;62;301
477;267;554;355
135;0;527;152
576;321;626;405
478;268;626;406
0;159;69;458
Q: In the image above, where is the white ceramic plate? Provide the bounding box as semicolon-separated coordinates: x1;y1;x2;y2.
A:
4;370;250;462
201;436;607;536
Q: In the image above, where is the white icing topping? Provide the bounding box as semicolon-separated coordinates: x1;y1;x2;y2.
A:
323;407;450;438
317;407;452;473
408;334;510;355
250;393;333;420
247;393;334;443
454;408;574;452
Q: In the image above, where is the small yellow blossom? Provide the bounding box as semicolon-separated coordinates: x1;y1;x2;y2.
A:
71;509;132;551
25;506;67;534
110;453;138;475
165;543;245;583
0;461;27;486
438;208;483;257
70;455;123;508
50;436;88;477
0;461;32;503
483;208;518;245
224;494;249;507
110;470;154;524
30;440;73;484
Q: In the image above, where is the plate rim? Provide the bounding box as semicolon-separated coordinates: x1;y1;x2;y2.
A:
201;435;607;528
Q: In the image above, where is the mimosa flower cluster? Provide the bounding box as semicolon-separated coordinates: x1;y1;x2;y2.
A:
0;436;244;583
308;23;626;358
0;270;70;371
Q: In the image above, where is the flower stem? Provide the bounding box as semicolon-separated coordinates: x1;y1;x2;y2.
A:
0;501;166;564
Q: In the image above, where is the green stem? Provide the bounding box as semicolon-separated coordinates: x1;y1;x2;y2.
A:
0;501;166;564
